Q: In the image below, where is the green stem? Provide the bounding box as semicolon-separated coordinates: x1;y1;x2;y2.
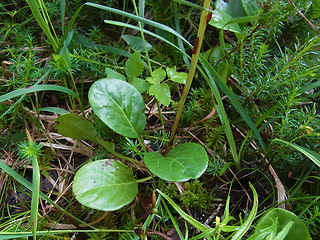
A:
31;156;40;240
62;75;75;113
136;134;147;152
0;160;94;228
168;0;211;148
131;0;166;130
156;100;165;133
68;69;84;114
131;0;152;73
98;140;143;166
239;35;244;82
136;176;152;183
141;190;162;234
290;163;315;198
0;229;134;238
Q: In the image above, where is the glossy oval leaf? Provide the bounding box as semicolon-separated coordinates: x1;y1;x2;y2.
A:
73;160;138;211
248;208;312;240
89;79;146;138
144;143;208;182
209;9;242;33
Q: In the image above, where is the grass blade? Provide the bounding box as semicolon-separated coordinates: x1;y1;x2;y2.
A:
271;139;320;168
173;2;190;68
199;55;266;151
0;85;78;103
172;0;210;11
38;107;69;115
0;229;134;240
0;159;90;228
30;155;40;240
59;5;84;51
85;2;192;48
0;68;51;119
197;65;239;167
138;0;145;19
25;0;59;52
157;189;209;232
60;0;66;33
104;21;189;58
231;183;258;240
73;31;131;57
161;199;185;240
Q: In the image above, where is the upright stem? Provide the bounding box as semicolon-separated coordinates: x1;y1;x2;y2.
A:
131;0;152;72
98;139;145;166
25;129;40;240
68;69;83;114
31;156;40;240
132;0;165;132
168;0;211;149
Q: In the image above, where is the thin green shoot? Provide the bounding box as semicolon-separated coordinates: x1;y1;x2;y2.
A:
17;129;42;240
25;0;59;52
168;0;211;148
161;199;186;240
0;159;93;228
131;0;165;130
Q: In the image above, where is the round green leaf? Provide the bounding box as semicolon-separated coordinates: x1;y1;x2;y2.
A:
241;0;260;16
209;9;242;33
249;208;312;240
144;143;208;182
89;79;146;138
73;160;138;211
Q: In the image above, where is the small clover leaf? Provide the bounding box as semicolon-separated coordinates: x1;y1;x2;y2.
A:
146;68;166;84
129;77;150;93
149;83;171;106
166;67;187;84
